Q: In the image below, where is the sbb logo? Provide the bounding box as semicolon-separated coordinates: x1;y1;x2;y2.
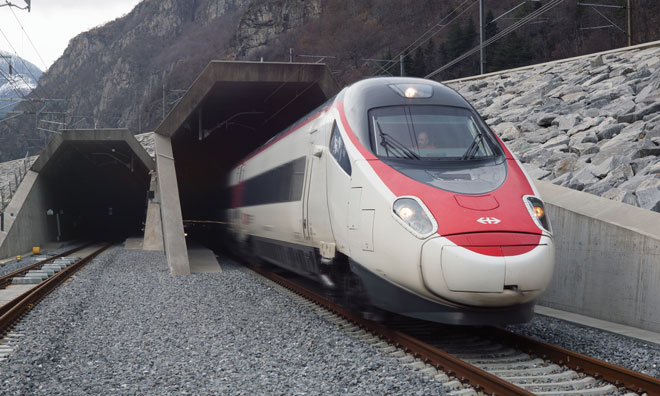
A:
477;217;501;225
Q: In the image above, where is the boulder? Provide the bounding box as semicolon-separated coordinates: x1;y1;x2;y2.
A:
602;187;637;206
634;178;660;211
536;112;557;127
581;73;609;87
567;167;599;190
569;130;598;146
505;140;539;157
551;172;573;187
491;122;521;142
569;143;600;156
618;174;656;192
634;102;660;120
567;117;604;135
562;91;587;104
591;155;626;178
631;156;658;175
554;113;582;131
522;164;551;180
595;123;625;140
601;98;637;119
526;128;560;144
541;135;570;150
551;156;580;178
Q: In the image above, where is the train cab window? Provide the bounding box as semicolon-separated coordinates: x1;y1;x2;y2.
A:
369;105;500;161
369;105;507;194
330;122;352;175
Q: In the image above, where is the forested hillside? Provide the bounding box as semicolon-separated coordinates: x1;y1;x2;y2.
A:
1;0;659;161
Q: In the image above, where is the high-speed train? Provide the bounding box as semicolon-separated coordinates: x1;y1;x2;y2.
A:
226;77;554;325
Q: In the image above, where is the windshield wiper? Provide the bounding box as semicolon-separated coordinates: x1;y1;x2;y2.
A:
376;122;420;160
461;131;484;160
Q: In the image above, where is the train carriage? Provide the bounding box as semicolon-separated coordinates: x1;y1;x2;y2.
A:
227;77;554;325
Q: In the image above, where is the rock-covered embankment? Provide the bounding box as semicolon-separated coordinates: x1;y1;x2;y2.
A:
0;156;37;212
448;44;660;212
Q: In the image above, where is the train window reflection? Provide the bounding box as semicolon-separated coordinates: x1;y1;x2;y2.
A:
369;106;498;160
330;122;352;175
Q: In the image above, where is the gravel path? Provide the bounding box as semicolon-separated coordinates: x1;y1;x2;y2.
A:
0;246;446;396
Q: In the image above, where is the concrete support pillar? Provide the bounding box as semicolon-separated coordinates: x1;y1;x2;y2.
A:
154;134;190;274
143;172;164;251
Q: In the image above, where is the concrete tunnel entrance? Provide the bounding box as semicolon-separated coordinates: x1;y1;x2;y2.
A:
153;61;339;273
37;138;152;241
0;129;155;257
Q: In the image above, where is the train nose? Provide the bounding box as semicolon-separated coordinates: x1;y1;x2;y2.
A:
420;233;554;306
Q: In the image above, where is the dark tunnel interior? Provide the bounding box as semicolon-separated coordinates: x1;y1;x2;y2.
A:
170;80;331;247
39;141;151;242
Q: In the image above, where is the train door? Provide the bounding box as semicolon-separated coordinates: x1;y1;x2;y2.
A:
325;121;352;255
302;125;333;244
302;136;315;241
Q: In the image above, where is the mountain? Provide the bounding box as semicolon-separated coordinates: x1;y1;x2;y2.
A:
0;50;42;117
1;0;659;162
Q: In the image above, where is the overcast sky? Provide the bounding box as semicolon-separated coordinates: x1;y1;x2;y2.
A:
0;0;142;70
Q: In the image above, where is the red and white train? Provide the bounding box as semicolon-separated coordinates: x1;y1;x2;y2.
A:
227;77;554;325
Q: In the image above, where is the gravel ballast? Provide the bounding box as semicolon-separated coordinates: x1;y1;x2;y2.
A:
507;316;660;379
2;245;659;394
0;246;447;395
0;243;81;277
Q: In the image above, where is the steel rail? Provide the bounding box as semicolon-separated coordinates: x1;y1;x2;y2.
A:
485;326;660;395
0;242;94;289
0;243;111;335
247;265;535;396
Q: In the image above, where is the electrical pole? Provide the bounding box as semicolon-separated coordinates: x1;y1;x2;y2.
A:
627;0;632;46
400;54;404;76
479;0;485;75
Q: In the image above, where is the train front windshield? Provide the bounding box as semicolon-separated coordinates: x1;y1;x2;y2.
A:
368;105;507;194
369;105;500;160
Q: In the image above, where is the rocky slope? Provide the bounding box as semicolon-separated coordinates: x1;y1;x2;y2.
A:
1;44;660;214
448;44;660;212
0;51;42;117
4;0;660;162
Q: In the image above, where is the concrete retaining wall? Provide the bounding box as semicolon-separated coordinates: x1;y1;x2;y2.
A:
536;180;660;332
0;171;55;258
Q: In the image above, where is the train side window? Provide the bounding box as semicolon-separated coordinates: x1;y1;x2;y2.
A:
241;156;306;206
330;122;352;176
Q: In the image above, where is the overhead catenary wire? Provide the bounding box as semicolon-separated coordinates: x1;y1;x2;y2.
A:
374;0;479;76
0;67;29;101
0;27;42;102
425;0;566;79
8;5;48;71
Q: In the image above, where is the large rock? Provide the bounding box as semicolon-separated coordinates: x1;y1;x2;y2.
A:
635;178;660;211
526;128;560;144
595;123;625;140
536;112;558;127
591;155;626;178
602;187;637;206
554;114;582;131
570;142;600;156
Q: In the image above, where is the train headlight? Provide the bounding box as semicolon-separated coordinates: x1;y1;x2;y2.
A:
389;84;433;99
392;197;437;238
524;195;551;233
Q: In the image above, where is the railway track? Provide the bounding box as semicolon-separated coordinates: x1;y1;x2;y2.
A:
246;264;660;396
0;243;111;346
